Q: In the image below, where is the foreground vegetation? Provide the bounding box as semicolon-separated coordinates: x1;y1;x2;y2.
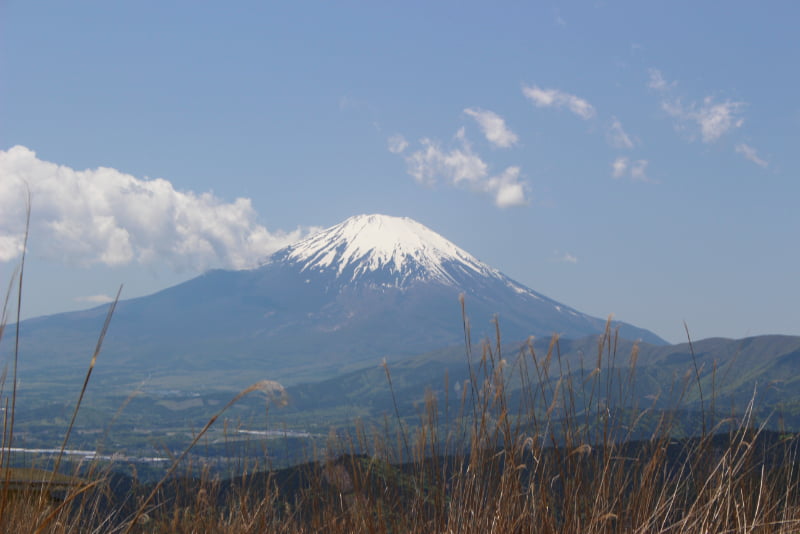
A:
2;251;800;532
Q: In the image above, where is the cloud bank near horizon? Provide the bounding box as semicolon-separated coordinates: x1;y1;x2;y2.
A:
0;146;317;270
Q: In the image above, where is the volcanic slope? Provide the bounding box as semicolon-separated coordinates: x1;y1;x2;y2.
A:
14;214;665;386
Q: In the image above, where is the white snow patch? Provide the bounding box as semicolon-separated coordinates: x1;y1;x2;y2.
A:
280;214;502;286
506;281;543;300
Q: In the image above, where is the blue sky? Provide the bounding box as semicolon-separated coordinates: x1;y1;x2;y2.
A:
1;1;798;343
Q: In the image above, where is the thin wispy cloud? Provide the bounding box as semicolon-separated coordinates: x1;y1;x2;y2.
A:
649;69;746;143
607;117;634;149
553;8;566;26
463;108;518;148
612;156;629;178
694;99;745;142
552;251;578;264
522;84;596;120
399;129;528;208
736;143;768;168
339;95;366;111
612;157;652;183
387;134;409;154
663;97;745;143
629;159;650;182
647;68;674;92
0;146;317;269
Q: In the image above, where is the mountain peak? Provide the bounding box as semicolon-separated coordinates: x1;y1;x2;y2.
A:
270;214;499;287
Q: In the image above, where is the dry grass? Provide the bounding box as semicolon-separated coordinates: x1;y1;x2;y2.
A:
2;235;800;531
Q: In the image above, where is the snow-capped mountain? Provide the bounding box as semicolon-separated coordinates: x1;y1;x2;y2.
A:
264;214;587;315
12;214;666;387
272;214;501;287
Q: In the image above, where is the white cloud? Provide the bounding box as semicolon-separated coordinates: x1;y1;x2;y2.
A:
607;117;634;149
694;98;745;143
387;134;408;154
612;157;652;182
662;98;745;143
629;159;650;182
0;146;315;270
551;250;577;263
647;68;674;91
401;132;528;208
74;294;115;305
339;95;360;110
405;137;488;186
649;69;746;144
485;166;528;208
735;143;768;168
522;84;596;120
463;108;518;148
612;157;629;178
0;234;25;262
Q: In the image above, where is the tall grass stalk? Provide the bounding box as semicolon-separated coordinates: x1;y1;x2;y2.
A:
1;226;800;531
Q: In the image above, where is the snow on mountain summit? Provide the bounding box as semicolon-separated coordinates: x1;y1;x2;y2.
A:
273;214;503;287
